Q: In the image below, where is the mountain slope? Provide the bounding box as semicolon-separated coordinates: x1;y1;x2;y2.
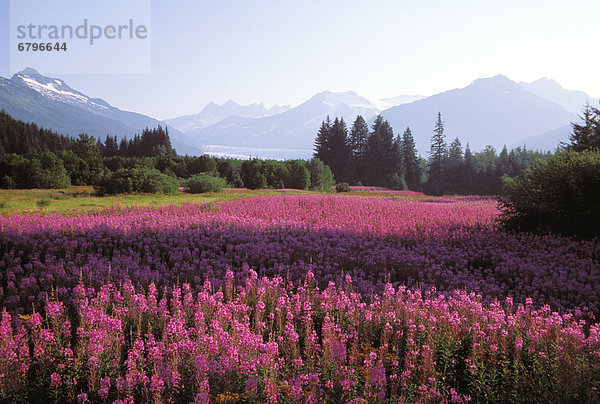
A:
509;124;571;151
0;68;193;154
376;75;578;154
519;78;599;116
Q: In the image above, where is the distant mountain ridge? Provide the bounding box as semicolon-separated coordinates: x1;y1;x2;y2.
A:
164;100;291;134
181;91;383;159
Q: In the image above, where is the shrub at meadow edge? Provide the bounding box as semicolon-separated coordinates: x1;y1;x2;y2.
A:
186;174;227;193
500;149;600;238
94;167;179;195
336;182;351;193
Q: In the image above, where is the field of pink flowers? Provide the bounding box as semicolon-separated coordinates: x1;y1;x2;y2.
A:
1;194;599;402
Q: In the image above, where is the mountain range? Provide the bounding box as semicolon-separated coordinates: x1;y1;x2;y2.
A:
0;68;197;154
164;101;291;134
1;68;597;159
168;76;597;157
375;75;583;153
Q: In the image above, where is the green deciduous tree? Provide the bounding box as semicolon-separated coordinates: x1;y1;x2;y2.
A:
285;160;311;190
307;158;334;191
241;159;267;190
501;149;600;238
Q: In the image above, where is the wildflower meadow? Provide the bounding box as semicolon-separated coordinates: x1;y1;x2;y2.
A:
0;194;599;402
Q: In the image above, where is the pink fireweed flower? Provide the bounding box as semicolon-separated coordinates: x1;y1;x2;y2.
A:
50;372;61;388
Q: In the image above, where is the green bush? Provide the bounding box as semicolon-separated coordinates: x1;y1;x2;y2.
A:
95;167;179;195
1;175;16;189
500;149;600;237
186;174;226;193
307;158;335;191
36;198;51;207
336;182;351;193
17;152;71;189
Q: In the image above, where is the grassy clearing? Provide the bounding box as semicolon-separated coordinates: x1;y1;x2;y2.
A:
0;186;314;216
0;186;433;216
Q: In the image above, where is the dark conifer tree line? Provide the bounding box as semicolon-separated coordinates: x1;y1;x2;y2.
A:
0;110;74;156
314;112;552;195
0;110;334;192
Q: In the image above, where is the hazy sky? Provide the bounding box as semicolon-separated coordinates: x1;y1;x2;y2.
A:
1;0;599;120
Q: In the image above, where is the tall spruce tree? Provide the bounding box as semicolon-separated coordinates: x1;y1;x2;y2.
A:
445;137;463;193
365;115;397;187
348;115;370;184
427;112;447;194
103;135;119;157
400;127;421;190
314;116;332;162
327;117;351;183
463;143;475;194
568;104;600;151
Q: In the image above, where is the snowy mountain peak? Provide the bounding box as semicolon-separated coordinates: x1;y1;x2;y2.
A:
309;91;375;109
10;68;112;111
373;95;426;110
11;68;105;113
165;100;291;134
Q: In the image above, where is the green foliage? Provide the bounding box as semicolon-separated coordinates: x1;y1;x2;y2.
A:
217;160;243;187
285;160;310;190
385;172;407;191
70;134;104;184
115;126;176;158
1;174;16;189
95;167;179;195
241;159;267;190
335;182;351;192
36;197;51;207
188;155;217;175
0;110;73;157
365;115;397;187
500;149;600;237
315;113;553;195
307;158;335;191
400;127;421;191
567;104;600;152
313;117;353;184
262;160;289;188
26;152;71;189
186;174;226;193
426;112;447;194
